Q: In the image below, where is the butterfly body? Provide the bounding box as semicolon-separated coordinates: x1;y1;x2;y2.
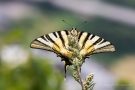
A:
30;27;115;74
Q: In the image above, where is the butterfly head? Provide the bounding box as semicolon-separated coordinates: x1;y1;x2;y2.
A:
71;27;78;36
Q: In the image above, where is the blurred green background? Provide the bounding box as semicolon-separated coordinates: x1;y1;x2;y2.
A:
0;0;135;90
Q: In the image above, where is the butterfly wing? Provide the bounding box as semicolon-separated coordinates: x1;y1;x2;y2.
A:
78;31;115;56
30;30;73;76
30;30;72;56
30;36;54;52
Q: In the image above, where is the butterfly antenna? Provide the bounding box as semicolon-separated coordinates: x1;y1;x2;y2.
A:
76;21;87;29
62;20;72;27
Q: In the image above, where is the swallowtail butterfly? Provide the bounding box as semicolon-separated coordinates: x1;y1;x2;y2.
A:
30;28;115;74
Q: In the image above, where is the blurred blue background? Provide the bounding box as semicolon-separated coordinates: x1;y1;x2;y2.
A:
0;0;135;90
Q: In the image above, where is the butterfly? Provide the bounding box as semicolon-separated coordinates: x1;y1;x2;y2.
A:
30;27;115;74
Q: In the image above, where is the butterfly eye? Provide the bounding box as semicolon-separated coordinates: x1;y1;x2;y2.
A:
71;28;78;36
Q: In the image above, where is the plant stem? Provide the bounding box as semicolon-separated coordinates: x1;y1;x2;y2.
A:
76;66;84;90
71;65;85;90
71;63;95;90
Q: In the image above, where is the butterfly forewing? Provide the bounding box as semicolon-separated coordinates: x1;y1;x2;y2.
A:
30;36;54;51
78;31;115;56
30;30;73;57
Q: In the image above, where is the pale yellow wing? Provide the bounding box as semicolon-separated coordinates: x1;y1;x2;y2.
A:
30;30;73;58
78;31;115;56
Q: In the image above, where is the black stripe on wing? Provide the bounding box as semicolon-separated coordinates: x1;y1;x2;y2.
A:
53;32;57;38
57;31;65;46
78;31;83;40
93;37;102;46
